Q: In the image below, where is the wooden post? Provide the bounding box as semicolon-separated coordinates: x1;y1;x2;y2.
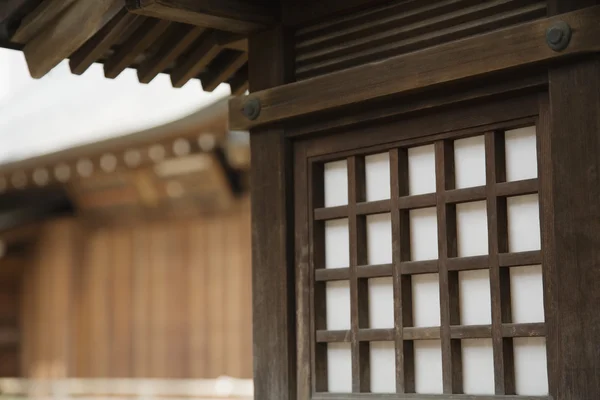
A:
248;26;296;400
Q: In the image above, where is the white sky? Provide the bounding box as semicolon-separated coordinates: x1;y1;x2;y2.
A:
0;48;230;164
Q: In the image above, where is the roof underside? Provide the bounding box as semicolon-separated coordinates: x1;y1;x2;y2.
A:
0;0;250;94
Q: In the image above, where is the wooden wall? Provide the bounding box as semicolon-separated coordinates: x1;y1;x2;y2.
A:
19;198;252;379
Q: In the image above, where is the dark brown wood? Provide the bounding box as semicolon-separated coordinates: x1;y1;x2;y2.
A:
312;392;549;400
498;251;541;267
501;323;546;338
316;330;352;343
125;0;276;33
170;30;221;88
249;27;296;400
314;205;348;221
398;194;437;210
450;325;492;339
544;58;600;400
403;327;441;341
446;256;489;272
229;7;600;130
400;260;439;275
315;268;350;282
104;18;171;79
201;51;248;92
11;0;76;43
229;65;249;95
283;0;392;27
137;24;205;83
445;186;486;204
70;9;139;75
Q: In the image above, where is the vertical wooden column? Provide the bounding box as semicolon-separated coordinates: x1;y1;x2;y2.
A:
247;26;296;400
542;57;600;399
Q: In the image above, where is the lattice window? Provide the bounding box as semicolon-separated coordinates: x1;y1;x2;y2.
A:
306;125;547;398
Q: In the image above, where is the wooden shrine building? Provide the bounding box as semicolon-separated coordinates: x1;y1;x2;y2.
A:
0;99;253;391
1;1;600;400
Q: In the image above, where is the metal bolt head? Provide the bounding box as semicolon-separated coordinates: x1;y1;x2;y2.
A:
546;21;572;52
242;98;261;120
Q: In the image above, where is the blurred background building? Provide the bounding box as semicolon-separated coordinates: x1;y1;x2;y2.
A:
0;47;252;399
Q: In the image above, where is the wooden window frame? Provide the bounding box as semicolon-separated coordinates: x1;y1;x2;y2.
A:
294;92;551;400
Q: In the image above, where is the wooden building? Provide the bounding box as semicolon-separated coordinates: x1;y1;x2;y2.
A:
1;1;600;400
0;99;253;389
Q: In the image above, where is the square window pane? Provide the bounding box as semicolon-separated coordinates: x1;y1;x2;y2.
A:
325;219;349;268
514;338;548;396
459;270;492;325
326;281;351;330
510;265;545;323
368;277;394;329
366;153;391;201
370;342;396;393
328;343;352;393
412;273;441;327
457;201;488;257
462;339;495;395
508;194;541;253
367;213;392;265
414;340;443;394
454;136;486;189
408;145;436;195
324;160;348;207
505;126;538;182
410;207;438;261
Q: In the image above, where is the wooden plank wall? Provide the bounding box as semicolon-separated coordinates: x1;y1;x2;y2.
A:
19;198;252;379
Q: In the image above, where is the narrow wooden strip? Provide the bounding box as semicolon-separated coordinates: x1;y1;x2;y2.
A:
355;199;392;215
446;255;489;272
403;327;441;341
398;193;437;210
495;178;538;197
137;24;205;84
11;0;76;43
23;0;122;79
316;330;352;343
315;268;350;282
229;7;600;130
450;324;493;339
400;260;439;275
70;9;138;75
498;250;542;267
104;18;171;79
314;205;349;221
501;323;546;337
357;329;395;342
312;392;549;399
201;51;248;92
445;186;487;204
355;264;393;279
229;64;249;95
171;30;221;88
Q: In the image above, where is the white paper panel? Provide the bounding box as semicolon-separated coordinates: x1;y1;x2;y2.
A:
367;213;393;265
462;339;495;394
370;342;396;393
412;273;441;327
414;340;443;394
454;136;486;189
459;270;492;325
327;343;352;393
514;338;548;396
408;145;436;195
326;281;351;330
324;160;348;207
508;194;541;253
510;265;545;323
409;207;438;261
365;153;391;201
456;201;488;257
505;126;538;182
325;219;349;269
368;277;394;329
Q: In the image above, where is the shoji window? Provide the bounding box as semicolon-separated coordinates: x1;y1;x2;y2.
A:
302;123;548;398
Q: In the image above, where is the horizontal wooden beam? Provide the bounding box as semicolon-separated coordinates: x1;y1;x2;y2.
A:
125;0;276;34
229;6;600;130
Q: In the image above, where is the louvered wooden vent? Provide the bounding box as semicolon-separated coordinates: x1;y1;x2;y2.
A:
295;0;548;80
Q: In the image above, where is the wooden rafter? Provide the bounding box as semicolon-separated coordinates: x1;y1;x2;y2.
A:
170;30;221;88
104;17;171;79
125;0;276;34
229;65;249;96
137;24;205;84
202;51;248;92
11;0;76;44
23;0;122;79
70;9;140;75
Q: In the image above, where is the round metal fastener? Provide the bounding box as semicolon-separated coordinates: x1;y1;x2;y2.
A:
546;21;572;52
242;98;261;120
